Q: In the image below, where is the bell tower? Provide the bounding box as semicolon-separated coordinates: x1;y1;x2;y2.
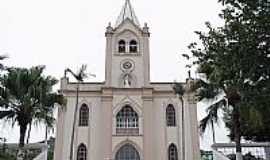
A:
105;0;150;88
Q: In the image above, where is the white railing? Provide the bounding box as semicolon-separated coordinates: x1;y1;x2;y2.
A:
212;148;231;160
212;143;270;160
33;143;48;160
33;150;47;160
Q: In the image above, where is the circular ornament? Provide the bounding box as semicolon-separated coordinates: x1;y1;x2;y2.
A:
123;61;132;69
120;59;135;72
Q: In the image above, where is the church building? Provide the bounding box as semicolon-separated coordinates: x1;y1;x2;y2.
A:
53;0;200;159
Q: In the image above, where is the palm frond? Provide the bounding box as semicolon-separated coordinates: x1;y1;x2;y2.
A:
197;79;221;101
0;65;62;147
0;54;8;70
0;110;14;119
0;54;8;60
200;113;212;134
199;99;226;135
76;64;88;81
65;64;88;82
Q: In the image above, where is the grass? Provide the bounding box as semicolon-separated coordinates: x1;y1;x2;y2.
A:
0;152;16;160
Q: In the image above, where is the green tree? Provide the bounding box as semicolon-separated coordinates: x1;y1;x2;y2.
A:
0;66;64;160
188;0;270;159
240;105;270;142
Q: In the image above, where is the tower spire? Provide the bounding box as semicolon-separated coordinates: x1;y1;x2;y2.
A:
115;0;140;27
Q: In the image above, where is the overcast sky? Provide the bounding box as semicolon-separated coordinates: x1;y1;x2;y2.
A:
0;0;230;150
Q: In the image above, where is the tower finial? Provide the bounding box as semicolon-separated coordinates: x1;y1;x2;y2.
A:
106;22;114;36
115;0;140;27
142;22;150;36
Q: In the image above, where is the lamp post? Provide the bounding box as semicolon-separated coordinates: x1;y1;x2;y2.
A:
173;82;185;160
64;65;95;160
69;79;80;160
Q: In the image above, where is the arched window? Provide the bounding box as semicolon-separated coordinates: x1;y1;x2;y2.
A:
118;40;126;53
77;143;87;160
129;40;138;53
166;104;176;126
79;104;89;126
115;144;140;160
168;144;178;160
116;106;138;128
116;105;139;135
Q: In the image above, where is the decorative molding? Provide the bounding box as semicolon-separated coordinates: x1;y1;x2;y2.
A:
120;59;135;73
114;52;141;57
114;19;143;34
113;96;142;116
118;72;137;88
112;139;143;160
78;98;92;109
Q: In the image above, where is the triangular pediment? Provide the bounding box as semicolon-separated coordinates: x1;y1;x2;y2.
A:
113;96;142;116
114;18;143;35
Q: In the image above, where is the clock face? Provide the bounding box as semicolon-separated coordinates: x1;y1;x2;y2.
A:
123;61;132;69
121;59;134;72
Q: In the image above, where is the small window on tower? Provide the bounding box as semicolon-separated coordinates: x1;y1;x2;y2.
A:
118;40;126;53
129;40;138;53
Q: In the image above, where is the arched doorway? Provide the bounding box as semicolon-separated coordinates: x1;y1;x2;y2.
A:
115;144;140;160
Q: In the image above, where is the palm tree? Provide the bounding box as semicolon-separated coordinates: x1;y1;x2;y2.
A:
199;99;226;144
0;54;8;70
0;66;64;160
26;75;62;143
64;65;95;160
196;77;246;160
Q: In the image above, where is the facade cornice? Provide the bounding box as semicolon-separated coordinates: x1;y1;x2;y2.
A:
101;95;113;101
142;87;153;101
112;134;143;137
61;90;102;95
113;53;142;57
101;87;113;101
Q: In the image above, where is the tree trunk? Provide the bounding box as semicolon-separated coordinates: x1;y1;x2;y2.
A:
17;124;27;160
25;123;32;160
233;107;242;160
45;126;48;160
26;123;32;144
211;119;216;144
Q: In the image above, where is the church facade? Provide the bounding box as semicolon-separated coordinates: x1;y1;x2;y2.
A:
53;0;200;160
